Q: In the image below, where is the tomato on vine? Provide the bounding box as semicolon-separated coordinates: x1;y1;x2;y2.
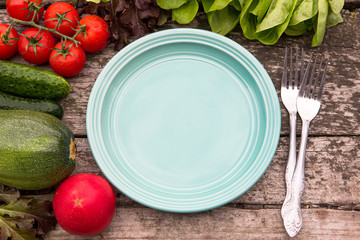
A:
18;27;55;64
75;15;110;53
6;0;44;23
44;2;80;38
0;23;19;60
49;40;86;77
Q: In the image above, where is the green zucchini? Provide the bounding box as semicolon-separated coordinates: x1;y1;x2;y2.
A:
0;60;71;99
0;110;76;190
0;91;64;119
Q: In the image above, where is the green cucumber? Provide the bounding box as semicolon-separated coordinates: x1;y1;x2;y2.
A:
0;60;71;99
0;91;64;119
0;110;76;190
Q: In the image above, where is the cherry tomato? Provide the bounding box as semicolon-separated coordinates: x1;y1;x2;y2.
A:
52;173;116;236
44;2;80;38
75;15;110;53
18;27;55;64
6;0;44;23
49;41;86;77
0;24;18;59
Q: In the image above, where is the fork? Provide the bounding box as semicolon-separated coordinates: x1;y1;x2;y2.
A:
283;55;328;237
280;47;304;218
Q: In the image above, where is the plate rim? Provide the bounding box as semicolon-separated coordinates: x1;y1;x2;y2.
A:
86;28;281;213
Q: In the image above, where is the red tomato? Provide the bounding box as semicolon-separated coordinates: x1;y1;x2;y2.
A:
6;0;44;23
52;173;116;236
49;41;86;77
18;27;55;64
0;23;18;59
75;15;110;53
44;2;80;38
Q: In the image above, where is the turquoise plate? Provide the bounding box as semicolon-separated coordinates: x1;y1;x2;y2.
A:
87;29;281;213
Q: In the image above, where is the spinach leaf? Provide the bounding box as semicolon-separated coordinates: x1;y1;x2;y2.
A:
289;0;319;26
172;0;199;24
207;5;240;35
328;0;344;14
326;10;343;27
256;0;295;32
230;0;242;11
202;0;233;13
285;21;309;36
256;0;299;45
239;0;259;40
156;0;188;9
250;0;272;22
312;0;329;46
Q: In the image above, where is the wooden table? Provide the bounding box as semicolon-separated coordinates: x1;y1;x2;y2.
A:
1;1;360;239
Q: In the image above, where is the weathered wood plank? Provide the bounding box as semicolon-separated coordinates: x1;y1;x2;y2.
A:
1;10;359;136
46;207;360;240
73;136;360;206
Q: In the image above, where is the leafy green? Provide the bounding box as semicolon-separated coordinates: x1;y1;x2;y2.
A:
172;0;199;24
312;0;329;46
85;0;345;47
202;0;233;13
328;0;344;14
0;184;56;240
157;0;188;10
289;0;319;26
207;5;240;35
326;10;343;27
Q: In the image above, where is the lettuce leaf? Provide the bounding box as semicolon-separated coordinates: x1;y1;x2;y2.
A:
0;184;56;240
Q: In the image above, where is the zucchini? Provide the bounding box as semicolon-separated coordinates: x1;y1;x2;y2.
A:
0;91;64;119
0;60;71;99
0;110;76;190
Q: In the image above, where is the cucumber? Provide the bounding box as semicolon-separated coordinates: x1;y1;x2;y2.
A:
0;91;64;119
0;60;71;99
0;110;76;190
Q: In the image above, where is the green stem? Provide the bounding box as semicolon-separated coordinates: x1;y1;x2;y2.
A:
10;17;80;45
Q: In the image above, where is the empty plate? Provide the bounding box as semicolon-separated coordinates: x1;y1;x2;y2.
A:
86;28;281;212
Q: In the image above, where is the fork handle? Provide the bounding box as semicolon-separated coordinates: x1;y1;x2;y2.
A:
281;113;297;218
283;119;310;237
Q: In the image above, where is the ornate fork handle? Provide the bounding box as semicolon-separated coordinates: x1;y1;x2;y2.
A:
281;112;297;218
283;119;310;237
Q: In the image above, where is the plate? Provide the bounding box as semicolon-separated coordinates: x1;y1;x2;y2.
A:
86;28;281;213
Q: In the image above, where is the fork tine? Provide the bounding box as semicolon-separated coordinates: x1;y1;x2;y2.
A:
282;47;288;88
305;56;318;98
299;54;313;97
311;58;323;99
289;47;293;88
316;59;328;101
294;48;299;88
300;48;305;84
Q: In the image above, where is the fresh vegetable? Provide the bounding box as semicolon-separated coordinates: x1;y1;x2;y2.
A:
0;110;76;190
0;23;19;59
18;27;55;64
0;91;64;119
75;15;110;52
49;40;86;77
0;184;57;240
44;2;80;38
0;60;71;99
53;173;116;236
155;0;344;47
81;0;161;50
6;0;44;23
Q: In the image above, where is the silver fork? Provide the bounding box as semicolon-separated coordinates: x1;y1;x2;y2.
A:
280;47;304;218
283;55;328;237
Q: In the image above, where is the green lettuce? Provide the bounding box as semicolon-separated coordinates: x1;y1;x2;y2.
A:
155;0;345;46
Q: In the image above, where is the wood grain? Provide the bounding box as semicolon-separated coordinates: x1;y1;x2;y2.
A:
1;10;359;137
46;207;360;240
73;136;360;206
